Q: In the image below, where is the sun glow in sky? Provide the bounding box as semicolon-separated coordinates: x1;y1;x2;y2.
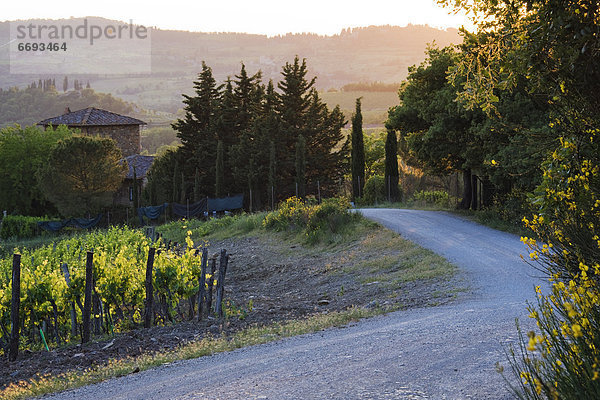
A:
4;0;472;36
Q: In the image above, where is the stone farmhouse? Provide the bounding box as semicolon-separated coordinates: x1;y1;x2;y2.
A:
38;107;153;206
38;107;146;157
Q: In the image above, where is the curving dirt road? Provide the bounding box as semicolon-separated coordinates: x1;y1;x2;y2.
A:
44;209;543;399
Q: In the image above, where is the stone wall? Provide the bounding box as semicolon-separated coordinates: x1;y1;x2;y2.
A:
80;125;141;157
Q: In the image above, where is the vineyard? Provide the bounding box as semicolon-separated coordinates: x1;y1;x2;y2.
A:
0;226;225;357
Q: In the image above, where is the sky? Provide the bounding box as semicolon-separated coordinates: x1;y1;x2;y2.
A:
3;0;473;36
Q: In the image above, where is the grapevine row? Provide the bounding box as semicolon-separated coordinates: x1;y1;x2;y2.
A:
0;226;223;356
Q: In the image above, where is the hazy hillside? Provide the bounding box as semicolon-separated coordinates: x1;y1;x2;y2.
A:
0;18;460;114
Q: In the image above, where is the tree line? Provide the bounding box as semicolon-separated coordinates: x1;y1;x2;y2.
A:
405;1;600;398
145;57;348;209
385;45;553;213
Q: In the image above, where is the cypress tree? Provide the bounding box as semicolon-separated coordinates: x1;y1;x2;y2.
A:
193;167;201;202
384;129;400;202
180;172;186;203
248;156;257;212
351;98;365;200
215;140;224;198
172;160;180;203
269;140;276;196
295;135;306;198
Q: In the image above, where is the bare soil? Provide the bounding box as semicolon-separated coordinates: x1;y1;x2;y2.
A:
0;228;463;391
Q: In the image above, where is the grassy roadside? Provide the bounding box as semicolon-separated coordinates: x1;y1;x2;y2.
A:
450;209;529;237
1;205;461;399
357;200;529;237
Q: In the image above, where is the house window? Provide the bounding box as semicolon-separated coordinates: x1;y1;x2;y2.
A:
129;186;133;201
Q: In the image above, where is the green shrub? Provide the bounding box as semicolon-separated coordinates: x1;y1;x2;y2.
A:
362;175;386;205
0;215;49;240
413;190;450;206
262;197;308;232
263;196;355;243
157;213;266;243
306;197;353;236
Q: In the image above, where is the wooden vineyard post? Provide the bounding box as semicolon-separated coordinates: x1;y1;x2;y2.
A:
144;247;156;329
206;257;217;314
214;249;229;318
197;248;208;321
82;251;94;343
60;263;78;338
9;254;21;362
92;289;101;335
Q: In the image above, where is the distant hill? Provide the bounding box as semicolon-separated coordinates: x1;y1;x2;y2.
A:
0;18;460;114
0;86;138;128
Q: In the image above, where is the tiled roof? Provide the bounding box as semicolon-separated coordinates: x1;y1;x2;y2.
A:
121;154;155;179
38;107;146;126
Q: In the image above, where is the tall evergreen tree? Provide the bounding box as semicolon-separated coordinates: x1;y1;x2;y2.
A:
276;57;315;193
260;80;282;204
384;129;400;201
180;172;186;203
295;135;306;198
215;140;224;198
268;140;276;198
172;160;180;203
351;98;365;199
193;167;201;202
247;156;257;211
233;63;262;133
229;64;266;205
172;61;219;190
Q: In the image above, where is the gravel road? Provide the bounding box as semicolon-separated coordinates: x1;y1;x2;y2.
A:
44;209;543;400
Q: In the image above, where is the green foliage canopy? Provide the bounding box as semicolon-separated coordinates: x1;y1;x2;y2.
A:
38;135;126;217
0;125;71;215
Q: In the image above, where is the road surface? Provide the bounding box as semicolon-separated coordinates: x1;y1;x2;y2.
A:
45;209;542;399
